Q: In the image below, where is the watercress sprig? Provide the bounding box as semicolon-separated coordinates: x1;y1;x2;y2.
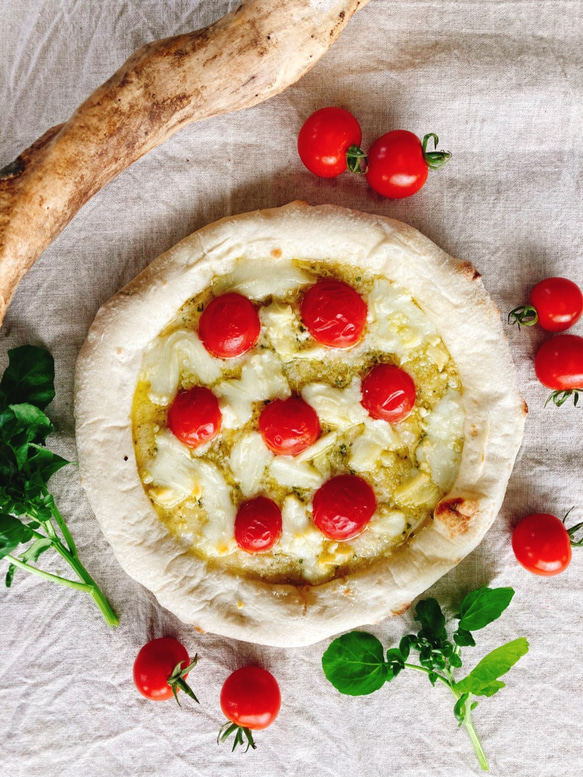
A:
0;345;118;626
322;586;528;772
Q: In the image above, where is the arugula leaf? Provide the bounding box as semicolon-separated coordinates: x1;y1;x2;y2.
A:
454;638;529;697
0;346;55;410
0;513;33;559
415;597;447;641
457;587;515;632
322;631;387;696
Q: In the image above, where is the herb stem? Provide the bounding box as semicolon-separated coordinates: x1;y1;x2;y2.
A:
5;554;92;591
405;663;489;771
49;496;77;555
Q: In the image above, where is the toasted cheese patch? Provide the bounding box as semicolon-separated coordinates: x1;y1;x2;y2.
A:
132;259;465;585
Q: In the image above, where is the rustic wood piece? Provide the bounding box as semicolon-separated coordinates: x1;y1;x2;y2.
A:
0;0;370;325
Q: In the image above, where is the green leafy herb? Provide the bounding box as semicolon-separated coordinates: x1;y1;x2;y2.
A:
322;586;528;772
0;346;118;626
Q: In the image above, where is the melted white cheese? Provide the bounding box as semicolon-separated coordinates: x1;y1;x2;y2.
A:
142;429;201;508
213;259;315;300
215;350;291;428
229;432;274;497
417;389;465;490
301;377;368;430
142;331;222;406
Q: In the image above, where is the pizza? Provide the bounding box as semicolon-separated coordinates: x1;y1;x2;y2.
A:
74;202;526;646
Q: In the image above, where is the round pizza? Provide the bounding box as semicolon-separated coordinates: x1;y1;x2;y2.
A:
74;202;526;646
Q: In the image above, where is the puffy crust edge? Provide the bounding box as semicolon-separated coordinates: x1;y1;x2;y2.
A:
74;201;526;646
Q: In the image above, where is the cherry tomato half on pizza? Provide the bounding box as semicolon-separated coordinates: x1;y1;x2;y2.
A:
198;292;260;358
361;363;416;423
259;396;321;455
312;474;377;541
235;496;282;553
297;107;366;177
133;637;199;705
366;130;451;199
300;279;367;349
218;666;281;752
509;277;583;331
167;386;222;448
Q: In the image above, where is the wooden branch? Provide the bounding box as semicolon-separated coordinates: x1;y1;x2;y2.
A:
0;0;370;325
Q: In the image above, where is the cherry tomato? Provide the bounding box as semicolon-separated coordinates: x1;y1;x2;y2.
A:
133;637;198;703
219;666;281;751
530;277;583;332
361;363;416;423
297;107;363;178
512;513;572;576
312;474;376;540
235;496;282;553
259;396;320;456
534;334;583;390
167;386;221;448
366;130;450;199
300;279;367;349
198;292;260;358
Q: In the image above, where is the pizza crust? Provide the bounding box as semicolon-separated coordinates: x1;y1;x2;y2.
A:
74;202;526;646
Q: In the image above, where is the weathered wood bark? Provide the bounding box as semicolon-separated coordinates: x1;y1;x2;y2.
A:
0;0;370;325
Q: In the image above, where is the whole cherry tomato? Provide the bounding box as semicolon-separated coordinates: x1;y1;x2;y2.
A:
133;637;198;704
167;386;221;448
361;363;416;423
509;277;583;331
512;513;572;576
198;292;260;358
366;130;451;199
297;107;365;178
259;396;321;455
300;279;367;349
534;334;583;406
219;666;281;751
312;474;376;540
235;496;282;553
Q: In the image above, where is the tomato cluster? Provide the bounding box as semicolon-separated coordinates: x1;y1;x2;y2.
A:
297;107;451;199
133;637;280;752
165;279;416;553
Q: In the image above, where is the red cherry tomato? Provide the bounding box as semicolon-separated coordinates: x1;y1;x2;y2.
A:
512;513;572;576
235;496;282;553
220;666;281;730
366;130;450;199
361;364;416;423
312;474;376;540
530;277;583;332
167;386;221;448
297;107;363;178
133;637;197;702
534;334;583;390
300;279;367;349
198;292;260;358
259;396;320;456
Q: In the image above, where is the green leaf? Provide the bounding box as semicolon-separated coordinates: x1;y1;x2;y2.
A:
0;346;55;410
0;513;33;559
454;628;476;647
454;693;469;725
0;404;53;469
414;598;447;641
322;631;388;696
454;638;529;697
458;587;515;632
5;563;16;587
20;537;53;564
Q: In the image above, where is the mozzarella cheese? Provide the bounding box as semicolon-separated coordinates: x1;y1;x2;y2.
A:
132;259;465;585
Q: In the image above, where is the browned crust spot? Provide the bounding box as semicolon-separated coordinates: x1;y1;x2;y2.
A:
457;260;481;281
434;497;480;537
391;602;410;616
271;247;282;258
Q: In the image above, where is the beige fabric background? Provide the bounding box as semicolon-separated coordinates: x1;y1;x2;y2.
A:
1;1;582;775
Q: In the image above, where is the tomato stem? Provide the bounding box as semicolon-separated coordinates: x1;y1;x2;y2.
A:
545;389;580;408
346;144;368;174
422;133;451;170
508;304;538;328
218;721;257;752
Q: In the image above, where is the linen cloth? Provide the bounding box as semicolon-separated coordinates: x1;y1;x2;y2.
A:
1;1;582;775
